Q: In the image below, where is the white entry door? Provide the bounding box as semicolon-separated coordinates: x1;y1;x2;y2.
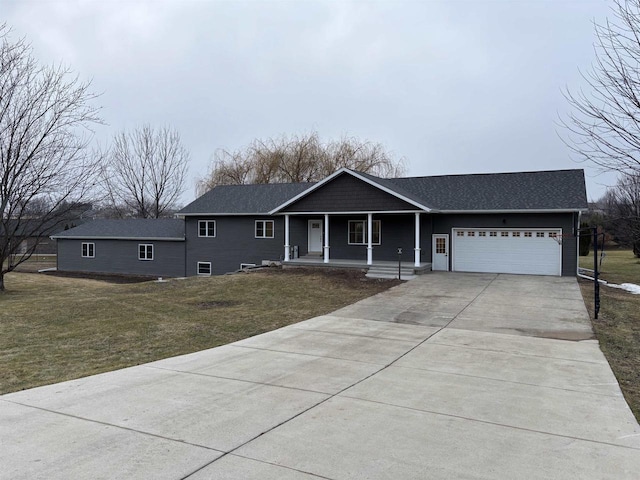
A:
432;234;449;271
308;220;323;253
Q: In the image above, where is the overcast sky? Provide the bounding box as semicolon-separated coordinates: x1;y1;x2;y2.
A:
2;0;617;203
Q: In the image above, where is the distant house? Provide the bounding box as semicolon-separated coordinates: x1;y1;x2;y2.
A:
53;168;588;277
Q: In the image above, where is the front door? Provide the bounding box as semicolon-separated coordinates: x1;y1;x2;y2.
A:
308;220;323;253
432;234;449;271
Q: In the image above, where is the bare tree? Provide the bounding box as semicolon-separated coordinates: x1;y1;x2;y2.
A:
197;132;405;194
601;173;640;256
101;125;189;218
563;0;640;177
0;25;101;291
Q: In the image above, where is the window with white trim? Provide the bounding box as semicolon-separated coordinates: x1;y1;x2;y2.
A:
348;220;381;245
501;231;509;237
197;262;212;275
138;244;153;261
82;242;95;258
489;231;497;237
255;220;274;238
524;231;532;237
478;231;486;237
467;231;475;236
536;232;545;238
456;230;465;237
513;231;521;237
198;220;216;237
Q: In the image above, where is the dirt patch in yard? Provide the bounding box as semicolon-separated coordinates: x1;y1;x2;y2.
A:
42;270;157;284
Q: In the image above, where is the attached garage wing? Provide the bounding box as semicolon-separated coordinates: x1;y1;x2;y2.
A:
452;229;562;276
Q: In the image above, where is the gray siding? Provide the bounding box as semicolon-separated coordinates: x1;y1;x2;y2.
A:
57;239;186;277
282;173;417;212
432;212;579;276
185;216;285;276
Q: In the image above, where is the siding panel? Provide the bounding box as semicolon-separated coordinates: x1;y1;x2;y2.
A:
57;239;185;277
282;174;416;212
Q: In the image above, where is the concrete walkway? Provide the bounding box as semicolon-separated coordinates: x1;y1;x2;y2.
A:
2;273;639;479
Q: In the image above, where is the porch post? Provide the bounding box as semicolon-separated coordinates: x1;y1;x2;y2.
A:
367;212;373;265
323;214;330;263
284;214;290;262
414;212;421;267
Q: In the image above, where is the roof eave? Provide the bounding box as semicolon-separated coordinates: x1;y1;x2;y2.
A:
177;212;270;217
51;236;185;241
437;208;588;214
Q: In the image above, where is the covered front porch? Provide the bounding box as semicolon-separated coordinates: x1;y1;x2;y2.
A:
282;212;429;267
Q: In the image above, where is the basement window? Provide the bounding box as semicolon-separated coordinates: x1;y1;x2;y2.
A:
197;262;212;276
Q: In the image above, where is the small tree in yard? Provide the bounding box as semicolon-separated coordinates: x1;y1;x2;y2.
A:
0;25;101;291
100;125;189;218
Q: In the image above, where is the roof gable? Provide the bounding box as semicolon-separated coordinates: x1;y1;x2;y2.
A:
270;168;433;213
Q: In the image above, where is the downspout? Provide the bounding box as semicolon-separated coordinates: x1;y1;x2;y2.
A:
576;211;582;277
183;217;187;277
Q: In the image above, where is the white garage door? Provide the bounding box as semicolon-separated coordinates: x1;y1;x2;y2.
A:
452;229;562;276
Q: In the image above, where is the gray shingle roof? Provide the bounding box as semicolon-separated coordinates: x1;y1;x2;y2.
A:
178;182;314;215
389;169;587;211
51;219;185;240
180;169;588;215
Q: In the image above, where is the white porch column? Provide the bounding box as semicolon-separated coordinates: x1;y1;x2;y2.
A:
367;212;373;265
323;214;330;263
414;212;421;267
284;214;290;262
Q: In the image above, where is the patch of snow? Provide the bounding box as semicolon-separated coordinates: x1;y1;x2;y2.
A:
608;283;640;295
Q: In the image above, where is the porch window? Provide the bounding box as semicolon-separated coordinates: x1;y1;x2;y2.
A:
81;242;95;258
348;220;381;245
255;220;274;238
198;220;216;237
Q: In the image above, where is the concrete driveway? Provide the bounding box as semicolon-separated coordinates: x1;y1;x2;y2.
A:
2;273;639;479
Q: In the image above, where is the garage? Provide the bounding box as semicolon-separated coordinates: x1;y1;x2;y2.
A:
452;228;563;276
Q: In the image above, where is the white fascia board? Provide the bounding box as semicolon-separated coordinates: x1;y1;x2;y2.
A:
268;168;433;214
51;236;185;241
272;210;429;215
179;212;266;217
438;208;588;214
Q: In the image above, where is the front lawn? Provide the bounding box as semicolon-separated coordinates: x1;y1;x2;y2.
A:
0;268;399;394
579;249;640;421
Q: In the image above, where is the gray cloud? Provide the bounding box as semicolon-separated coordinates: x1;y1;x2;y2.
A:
2;0;617;202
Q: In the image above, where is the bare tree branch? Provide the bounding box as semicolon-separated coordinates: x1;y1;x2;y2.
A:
197;131;405;193
562;0;640;177
100;125;189;218
0;24;101;291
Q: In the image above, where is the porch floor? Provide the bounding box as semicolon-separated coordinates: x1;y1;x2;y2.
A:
284;256;432;274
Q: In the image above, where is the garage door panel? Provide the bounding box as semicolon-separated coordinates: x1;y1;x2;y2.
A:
453;229;562;276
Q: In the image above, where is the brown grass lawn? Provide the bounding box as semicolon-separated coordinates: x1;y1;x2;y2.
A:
0;268;400;394
579;249;640;420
